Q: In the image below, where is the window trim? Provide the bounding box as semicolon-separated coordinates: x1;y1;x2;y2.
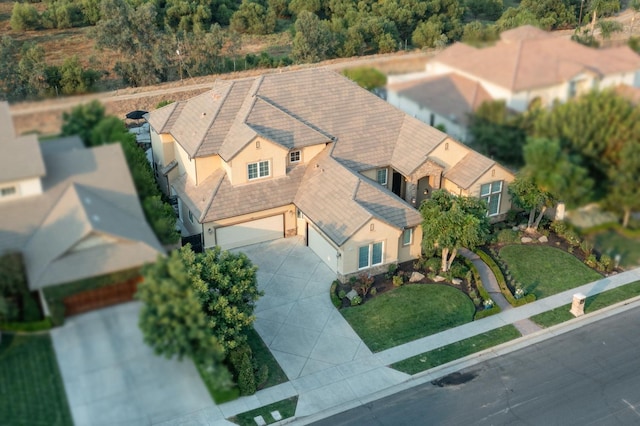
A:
289;150;301;164
0;186;17;197
188;209;195;224
247;160;270;180
358;241;384;269
402;228;412;246
377;169;388;186
480;180;503;217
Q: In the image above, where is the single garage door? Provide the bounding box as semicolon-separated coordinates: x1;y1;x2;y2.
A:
308;225;338;272
216;215;284;250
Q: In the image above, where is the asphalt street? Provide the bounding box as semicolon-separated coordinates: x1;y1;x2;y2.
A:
313;306;640;426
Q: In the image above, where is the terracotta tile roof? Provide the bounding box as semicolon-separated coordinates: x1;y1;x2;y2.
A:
444;150;495;190
432;26;640;92
388;73;494;128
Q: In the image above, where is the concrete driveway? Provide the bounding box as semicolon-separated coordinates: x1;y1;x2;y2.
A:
50;302;223;426
238;237;371;380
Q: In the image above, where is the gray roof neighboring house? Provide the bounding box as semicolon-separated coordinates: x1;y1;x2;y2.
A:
0;103;46;184
0;116;164;289
387;73;494;128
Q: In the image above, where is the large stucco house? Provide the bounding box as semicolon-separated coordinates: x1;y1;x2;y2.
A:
387;25;640;142
0;102;164;296
147;68;514;280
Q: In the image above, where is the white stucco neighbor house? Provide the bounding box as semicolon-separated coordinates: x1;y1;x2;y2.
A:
147;68;515;281
387;25;640;142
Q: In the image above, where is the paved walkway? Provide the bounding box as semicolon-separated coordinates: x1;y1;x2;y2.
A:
459;248;542;335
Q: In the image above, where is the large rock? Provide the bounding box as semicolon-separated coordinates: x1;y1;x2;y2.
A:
538;235;549;243
434;275;446;282
451;278;462;285
409;271;425;282
521;237;533;243
346;289;359;301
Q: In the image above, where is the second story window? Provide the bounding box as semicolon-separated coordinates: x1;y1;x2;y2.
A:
248;160;270;180
377;169;388;186
289;150;301;163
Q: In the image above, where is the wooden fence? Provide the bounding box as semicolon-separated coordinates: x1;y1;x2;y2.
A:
63;276;142;317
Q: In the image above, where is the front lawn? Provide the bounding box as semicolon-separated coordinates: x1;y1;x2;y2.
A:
0;333;72;426
531;280;640;328
588;230;640;270
341;284;475;352
499;245;602;299
392;325;521;374
230;397;298;426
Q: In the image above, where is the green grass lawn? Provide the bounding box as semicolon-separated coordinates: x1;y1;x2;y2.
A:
0;333;73;426
341;284;475;352
531;280;640;328
392;325;521;374
499;245;602;299
589;230;640;270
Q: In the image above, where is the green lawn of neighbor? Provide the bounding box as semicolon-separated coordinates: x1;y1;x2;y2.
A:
0;333;73;426
392;325;521;374
230;397;298;426
589;230;640;270
499;245;602;299
531;280;640;328
341;284;475;352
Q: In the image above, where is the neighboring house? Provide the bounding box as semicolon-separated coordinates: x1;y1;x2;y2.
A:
0;102;164;296
147;68;514;281
387;25;640;141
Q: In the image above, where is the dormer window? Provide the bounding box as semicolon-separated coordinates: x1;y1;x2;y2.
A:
377;169;388;186
248;160;270;180
289;150;301;164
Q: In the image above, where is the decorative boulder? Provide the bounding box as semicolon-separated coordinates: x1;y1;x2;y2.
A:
521;237;533;243
434;275;446;282
512;226;519;232
451;278;462;285
538;235;548;243
409;271;425;282
346;289;359;301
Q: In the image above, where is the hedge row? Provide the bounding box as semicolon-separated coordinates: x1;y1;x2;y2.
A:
475;249;536;307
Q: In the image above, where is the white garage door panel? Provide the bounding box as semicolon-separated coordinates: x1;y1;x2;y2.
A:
216;215;284;250
308;225;338;272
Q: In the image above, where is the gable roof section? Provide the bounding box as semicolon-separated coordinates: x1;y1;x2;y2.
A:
146;100;180;134
389;73;493;129
295;149;421;246
0;102;45;183
432;27;640;92
444;151;495;190
391;115;446;176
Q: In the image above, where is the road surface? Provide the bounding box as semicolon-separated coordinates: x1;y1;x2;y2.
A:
312;306;640;425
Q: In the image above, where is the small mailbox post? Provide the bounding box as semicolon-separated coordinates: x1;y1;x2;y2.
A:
570;293;587;317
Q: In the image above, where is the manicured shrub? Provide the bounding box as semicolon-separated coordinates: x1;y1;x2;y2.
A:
330;282;341;308
392;275;403;287
598;254;613;273
229;344;256;396
449;262;469;279
350;295;362;306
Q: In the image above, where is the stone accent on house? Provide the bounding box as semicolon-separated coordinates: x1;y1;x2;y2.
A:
404;160;444;206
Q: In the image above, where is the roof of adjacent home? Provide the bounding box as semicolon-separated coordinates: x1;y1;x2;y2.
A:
432;25;640;92
0;102;46;183
149;68;503;246
0;109;164;289
387;73;494;127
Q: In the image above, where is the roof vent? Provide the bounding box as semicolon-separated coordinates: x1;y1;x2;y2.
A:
201;112;207;118
84;197;92;205
92;214;100;223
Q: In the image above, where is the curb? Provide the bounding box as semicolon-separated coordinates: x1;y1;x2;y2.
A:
287;295;640;425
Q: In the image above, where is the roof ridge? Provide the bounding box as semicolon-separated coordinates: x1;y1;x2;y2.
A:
255;94;335;141
192;82;235;156
199;170;225;223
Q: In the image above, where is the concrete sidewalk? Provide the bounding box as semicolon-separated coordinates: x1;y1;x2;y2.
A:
217;267;640;424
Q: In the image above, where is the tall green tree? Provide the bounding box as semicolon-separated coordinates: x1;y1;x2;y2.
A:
292;11;335;62
137;247;226;367
508;175;552;231
420;190;490;272
606;142;640;228
61;100;106;144
0;36;21;101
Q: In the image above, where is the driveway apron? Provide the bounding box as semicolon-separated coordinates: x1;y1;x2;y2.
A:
238;237;371;380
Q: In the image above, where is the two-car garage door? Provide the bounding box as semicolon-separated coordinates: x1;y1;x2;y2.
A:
215;215;284;250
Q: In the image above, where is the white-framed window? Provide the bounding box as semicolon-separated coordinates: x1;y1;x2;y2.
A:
289;150;301;163
402;229;412;246
0;186;16;197
358;242;383;269
480;181;502;216
188;209;195;224
377;169;388;186
247;160;270;180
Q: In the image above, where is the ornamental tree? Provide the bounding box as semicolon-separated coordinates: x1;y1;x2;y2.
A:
420;190;490;272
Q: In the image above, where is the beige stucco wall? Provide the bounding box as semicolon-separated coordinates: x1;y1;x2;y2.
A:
429;137;469;169
194;155;221;185
226;137;288;185
150;130;176;168
294;144;328;166
0;177;42;202
174;141;196;185
360;166;389;188
178;197;203;236
468;165;515;217
340;218;401;275
397;225;423;263
202;204;297;248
